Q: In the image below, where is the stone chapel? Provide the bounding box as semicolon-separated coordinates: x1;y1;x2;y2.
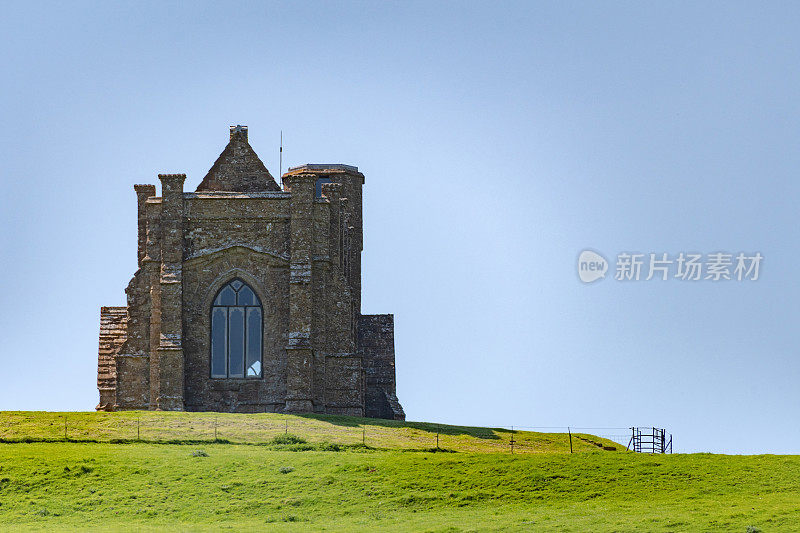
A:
96;125;404;419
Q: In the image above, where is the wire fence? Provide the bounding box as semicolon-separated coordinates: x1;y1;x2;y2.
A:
503;426;633;446
0;413;646;454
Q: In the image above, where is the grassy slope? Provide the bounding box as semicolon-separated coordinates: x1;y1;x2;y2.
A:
0;411;621;453
0;414;798;532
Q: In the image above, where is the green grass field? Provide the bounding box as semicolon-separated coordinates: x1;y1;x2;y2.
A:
0;411;621;453
0;412;797;532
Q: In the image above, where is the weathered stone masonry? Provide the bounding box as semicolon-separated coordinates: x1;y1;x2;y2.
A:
97;125;404;419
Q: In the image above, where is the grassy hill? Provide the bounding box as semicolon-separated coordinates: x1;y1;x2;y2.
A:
0;412;798;532
0;411;621;453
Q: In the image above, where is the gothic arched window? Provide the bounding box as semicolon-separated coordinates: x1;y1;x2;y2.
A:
210;279;262;378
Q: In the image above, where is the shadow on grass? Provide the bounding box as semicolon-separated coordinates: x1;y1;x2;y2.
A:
297;413;503;440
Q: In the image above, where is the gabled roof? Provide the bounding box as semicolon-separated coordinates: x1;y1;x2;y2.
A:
196;125;281;192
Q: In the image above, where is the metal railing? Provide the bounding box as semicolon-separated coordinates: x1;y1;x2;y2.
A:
627;427;673;453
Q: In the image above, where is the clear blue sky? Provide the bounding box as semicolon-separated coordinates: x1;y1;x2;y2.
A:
1;2;797;454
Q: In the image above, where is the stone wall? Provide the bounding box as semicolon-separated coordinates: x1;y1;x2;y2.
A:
359;314;405;420
96;307;127;411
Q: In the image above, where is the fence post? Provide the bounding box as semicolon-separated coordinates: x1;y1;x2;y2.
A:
137;417;140;441
436;424;440;450
510;426;515;454
568;427;573;454
214;418;218;441
362;426;366;446
64;416;68;441
285;418;288;435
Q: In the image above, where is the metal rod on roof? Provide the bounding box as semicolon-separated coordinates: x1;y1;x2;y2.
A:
279;130;283;189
